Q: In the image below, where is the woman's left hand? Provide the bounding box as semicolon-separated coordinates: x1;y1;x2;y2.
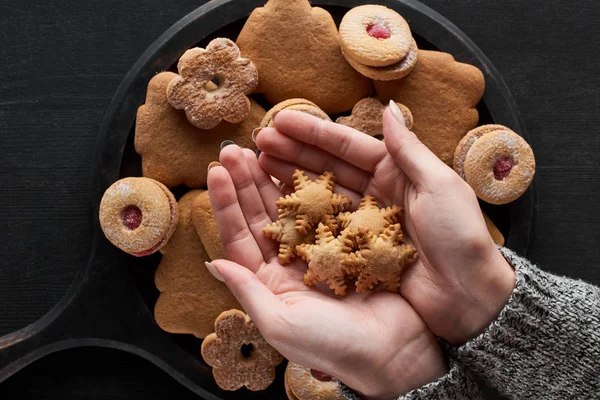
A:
205;144;446;399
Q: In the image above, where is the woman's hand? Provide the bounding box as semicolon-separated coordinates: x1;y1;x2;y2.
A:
255;105;516;345
206;145;447;399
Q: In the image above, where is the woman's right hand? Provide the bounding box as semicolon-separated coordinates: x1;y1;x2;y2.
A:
256;104;516;345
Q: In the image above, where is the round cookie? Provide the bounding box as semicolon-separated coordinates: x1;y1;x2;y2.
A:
284;367;300;400
339;5;413;67
464;130;536;205
343;40;418;81
259;98;331;129
453;124;514;180
99;177;178;256
285;362;344;400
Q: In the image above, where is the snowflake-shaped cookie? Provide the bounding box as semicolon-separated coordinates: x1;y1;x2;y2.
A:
342;224;417;293
263;209;315;265
338;195;402;237
276;170;352;235
295;223;354;295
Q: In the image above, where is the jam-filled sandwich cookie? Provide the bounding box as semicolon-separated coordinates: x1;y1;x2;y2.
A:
99;177;178;256
340;5;418;80
201;309;284;391
454;124;536;205
284;362;344;400
167;38;258;129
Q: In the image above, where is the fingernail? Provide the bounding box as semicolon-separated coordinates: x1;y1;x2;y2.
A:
207;161;221;173
256;149;262;158
251;128;262;143
388;100;405;125
220;140;234;150
205;261;224;282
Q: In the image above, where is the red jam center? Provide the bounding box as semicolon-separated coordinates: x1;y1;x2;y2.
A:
493;156;515;181
121;205;142;230
366;23;391;39
310;369;334;382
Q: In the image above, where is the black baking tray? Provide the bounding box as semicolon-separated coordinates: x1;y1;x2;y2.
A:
0;1;536;399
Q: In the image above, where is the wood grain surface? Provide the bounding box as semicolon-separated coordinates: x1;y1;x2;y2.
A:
1;0;599;398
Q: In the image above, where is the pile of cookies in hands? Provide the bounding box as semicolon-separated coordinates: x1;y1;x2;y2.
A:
98;0;536;397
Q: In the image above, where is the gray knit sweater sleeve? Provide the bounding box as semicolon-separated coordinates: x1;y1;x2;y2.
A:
448;247;600;398
341;358;483;399
343;247;599;399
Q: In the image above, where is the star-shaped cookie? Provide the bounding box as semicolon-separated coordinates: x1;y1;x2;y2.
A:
296;223;354;295
342;224;417;293
263;209;316;265
276;170;352;235
338;195;402;237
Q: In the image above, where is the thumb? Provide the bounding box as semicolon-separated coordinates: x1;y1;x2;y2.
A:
205;259;283;329
383;101;451;190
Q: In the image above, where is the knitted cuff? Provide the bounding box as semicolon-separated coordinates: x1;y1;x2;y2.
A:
448;247;600;398
340;358;482;400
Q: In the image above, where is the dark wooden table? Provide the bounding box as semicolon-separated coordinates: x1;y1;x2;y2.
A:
1;0;599;398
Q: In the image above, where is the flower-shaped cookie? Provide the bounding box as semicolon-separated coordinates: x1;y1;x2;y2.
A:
296;223;354;295
338;195;402;237
263;209;316;265
167;38;258;129
201;309;284;391
342;224;417;293
276;170;352;235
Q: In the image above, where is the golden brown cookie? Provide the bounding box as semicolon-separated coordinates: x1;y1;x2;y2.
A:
464;130;536;205
191;190;227;261
135;72;264;189
375;50;485;165
339;5;413;67
259;98;331;129
236;0;372;114
336;98;413;136
201;309;284;391
337;195;401;237
483;212;505;246
342;224;417;293
285;362;344;400
167;38;258;129
263;209;316;265
99;177;178;256
296;223;355;295
276;170;352;235
285;374;300;400
343;40;418;81
154;190;241;338
453;124;513;179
